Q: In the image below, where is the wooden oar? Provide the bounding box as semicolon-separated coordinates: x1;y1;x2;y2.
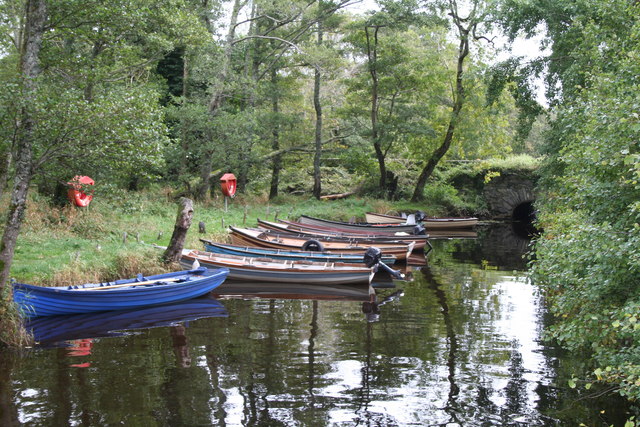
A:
76;277;182;291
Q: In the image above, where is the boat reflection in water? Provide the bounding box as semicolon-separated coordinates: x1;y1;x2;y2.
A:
212;281;374;302
213;280;409;325
361;289;405;322
24;295;228;347
427;229;478;240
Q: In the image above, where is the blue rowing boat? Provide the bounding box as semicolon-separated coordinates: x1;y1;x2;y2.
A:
200;239;398;265
12;266;229;317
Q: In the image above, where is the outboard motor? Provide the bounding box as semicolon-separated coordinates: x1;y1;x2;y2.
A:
414;210;427;222
364;247;382;268
363;247;405;280
413;224;426;235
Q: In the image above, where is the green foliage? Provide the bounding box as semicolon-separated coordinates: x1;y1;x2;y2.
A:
485;58;546;142
437;155;541;182
419;183;468;215
522;0;640;402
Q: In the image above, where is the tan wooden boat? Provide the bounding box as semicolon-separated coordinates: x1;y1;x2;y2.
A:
364;212;409;224
365;212;478;229
181;250;376;285
298;215;421;234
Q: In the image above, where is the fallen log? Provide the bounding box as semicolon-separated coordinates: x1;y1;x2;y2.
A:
320;191;355;200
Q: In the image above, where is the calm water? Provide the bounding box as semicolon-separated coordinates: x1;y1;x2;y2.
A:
0;223;632;426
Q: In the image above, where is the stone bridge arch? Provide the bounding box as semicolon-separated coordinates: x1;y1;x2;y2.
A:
482;173;537;220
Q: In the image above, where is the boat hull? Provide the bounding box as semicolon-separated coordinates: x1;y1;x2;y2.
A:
13;267;229;317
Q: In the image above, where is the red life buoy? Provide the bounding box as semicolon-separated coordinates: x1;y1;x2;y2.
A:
67;176;95;207
220;173;237;198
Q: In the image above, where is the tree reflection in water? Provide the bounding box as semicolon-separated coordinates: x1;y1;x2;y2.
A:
422;267;462;425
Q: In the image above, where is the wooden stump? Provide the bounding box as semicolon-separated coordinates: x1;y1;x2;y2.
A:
162;198;194;264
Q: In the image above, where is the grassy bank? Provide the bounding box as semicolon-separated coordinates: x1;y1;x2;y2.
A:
4;188;437;286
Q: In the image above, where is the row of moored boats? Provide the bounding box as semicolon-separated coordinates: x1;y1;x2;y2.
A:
13;212;477;317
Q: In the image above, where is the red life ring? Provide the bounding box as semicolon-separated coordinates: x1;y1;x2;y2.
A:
220;173;237;198
67;176;95;207
68;188;93;207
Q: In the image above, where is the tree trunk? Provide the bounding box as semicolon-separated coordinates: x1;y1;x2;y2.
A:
195;147;214;201
411;17;470;202
312;20;324;199
0;0;47;293
366;25;387;194
0;150;12;197
162;198;194;264
269;68;281;200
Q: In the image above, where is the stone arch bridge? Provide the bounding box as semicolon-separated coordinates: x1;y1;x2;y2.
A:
483;172;538;220
450;168;539;221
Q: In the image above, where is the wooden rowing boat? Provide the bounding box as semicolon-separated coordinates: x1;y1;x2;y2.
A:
256;219;430;249
364;212;414;224
200;239;398;265
12;267;229;317
229;226;415;260
365;212;478;229
297;215;422;235
181;250;376;285
421;216;478;229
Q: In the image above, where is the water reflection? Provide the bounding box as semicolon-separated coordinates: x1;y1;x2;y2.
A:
422;268;460;418
2;223;634;425
24;295;228;346
361;289;404;322
213;281;373;302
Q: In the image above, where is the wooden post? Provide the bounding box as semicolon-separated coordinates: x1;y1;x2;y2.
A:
162;198;194;264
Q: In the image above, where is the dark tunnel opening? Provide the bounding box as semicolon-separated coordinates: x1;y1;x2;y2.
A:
512;201;538;237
